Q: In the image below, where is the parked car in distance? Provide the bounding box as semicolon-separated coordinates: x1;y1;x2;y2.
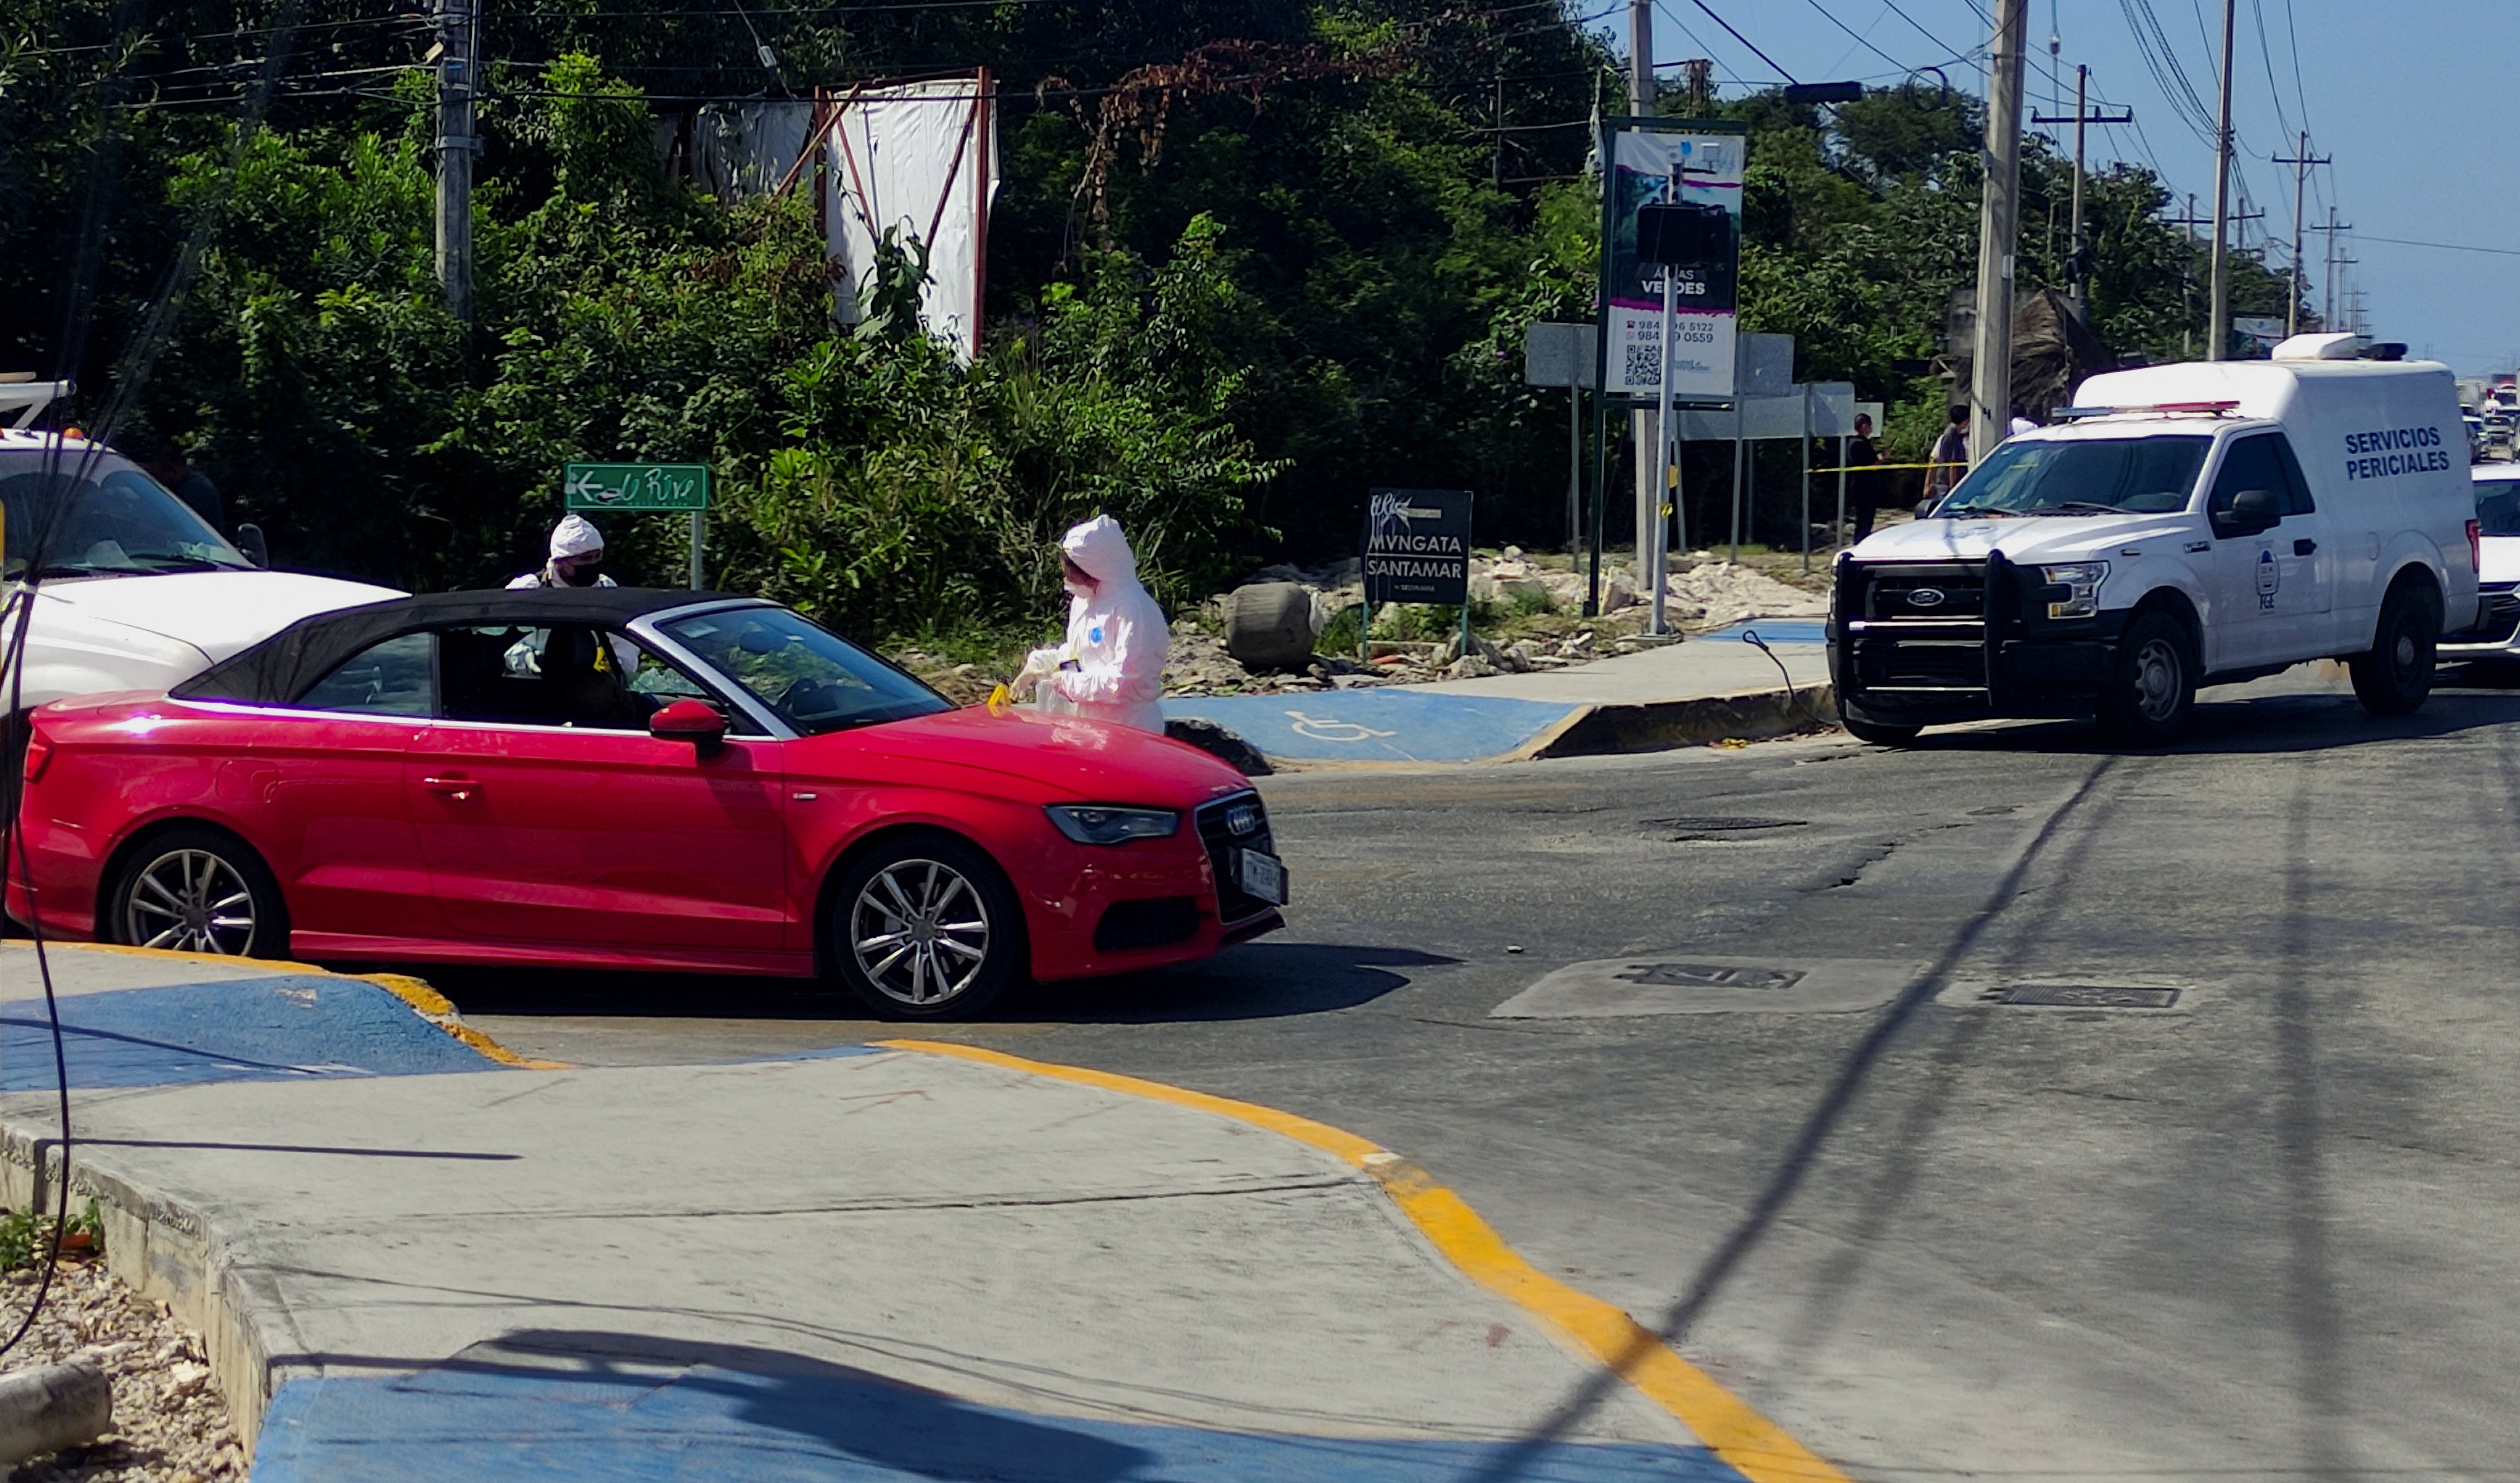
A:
0;428;402;712
5;588;1286;1020
2441;465;2520;664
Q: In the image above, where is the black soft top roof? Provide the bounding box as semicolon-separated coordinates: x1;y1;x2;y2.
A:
173;587;764;706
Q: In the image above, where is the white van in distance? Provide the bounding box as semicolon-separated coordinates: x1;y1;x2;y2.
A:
1828;334;2480;743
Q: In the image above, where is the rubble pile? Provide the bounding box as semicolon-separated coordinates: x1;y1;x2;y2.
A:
3;1256;246;1482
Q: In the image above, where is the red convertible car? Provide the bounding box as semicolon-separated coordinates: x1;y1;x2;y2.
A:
3;589;1285;1018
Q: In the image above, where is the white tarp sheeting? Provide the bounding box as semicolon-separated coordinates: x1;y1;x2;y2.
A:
820;76;998;363
689;101;815;202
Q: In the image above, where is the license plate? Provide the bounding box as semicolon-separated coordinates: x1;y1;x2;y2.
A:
1234;849;1289;906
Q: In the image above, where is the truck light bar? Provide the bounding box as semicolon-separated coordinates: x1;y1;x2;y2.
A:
2051;400;2242;420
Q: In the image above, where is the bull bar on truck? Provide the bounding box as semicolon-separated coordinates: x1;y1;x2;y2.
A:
1829;549;2128;727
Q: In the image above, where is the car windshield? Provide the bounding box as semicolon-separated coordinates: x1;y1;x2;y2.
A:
2478;479;2520;537
0;458;250;579
659;606;951;735
1937;434;2214;517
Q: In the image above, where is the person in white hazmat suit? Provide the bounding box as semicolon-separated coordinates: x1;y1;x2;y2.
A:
1010;516;1169;733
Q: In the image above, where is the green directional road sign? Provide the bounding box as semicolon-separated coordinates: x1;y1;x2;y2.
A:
563;463;711;512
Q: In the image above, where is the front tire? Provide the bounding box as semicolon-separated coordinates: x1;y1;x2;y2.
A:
2098;611;2196;745
2350;578;2440;716
106;827;290;958
829;834;1023;1020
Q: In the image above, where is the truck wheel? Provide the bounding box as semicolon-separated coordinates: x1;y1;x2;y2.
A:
2098;611;2195;745
2350;580;2439;716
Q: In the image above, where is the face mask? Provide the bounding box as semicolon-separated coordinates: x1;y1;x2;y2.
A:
564;560;604;587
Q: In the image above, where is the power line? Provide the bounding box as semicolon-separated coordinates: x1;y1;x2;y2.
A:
1664;0;1798;84
1798;0;1907;75
2355;233;2520;260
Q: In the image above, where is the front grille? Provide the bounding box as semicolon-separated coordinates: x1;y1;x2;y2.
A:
1865;564;1989;621
1857;640;1987;688
1195;791;1277;923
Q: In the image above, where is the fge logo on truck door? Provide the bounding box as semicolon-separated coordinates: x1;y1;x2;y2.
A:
2344;425;2452;480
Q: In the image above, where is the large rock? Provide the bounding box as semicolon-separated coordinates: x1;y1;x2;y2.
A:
1220;582;1319;672
1164;716;1272;775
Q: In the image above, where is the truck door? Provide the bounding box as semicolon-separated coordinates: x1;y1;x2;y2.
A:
2204;432;2332;668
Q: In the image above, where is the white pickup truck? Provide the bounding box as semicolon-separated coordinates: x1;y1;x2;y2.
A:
0;426;401;713
1830;335;2480;744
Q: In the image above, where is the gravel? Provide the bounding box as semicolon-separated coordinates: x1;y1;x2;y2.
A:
0;1259;244;1482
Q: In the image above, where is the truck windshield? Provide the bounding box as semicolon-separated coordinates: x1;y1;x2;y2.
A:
1939;435;2213;517
0;460;251;579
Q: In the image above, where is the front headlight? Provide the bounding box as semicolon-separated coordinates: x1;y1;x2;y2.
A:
1045;804;1180;845
2038;561;2109;620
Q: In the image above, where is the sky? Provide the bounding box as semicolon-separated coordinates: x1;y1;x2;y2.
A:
1617;0;2520;374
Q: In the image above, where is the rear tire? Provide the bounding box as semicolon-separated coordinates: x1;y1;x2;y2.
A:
2098;611;2196;745
104;827;290;959
2350;578;2440;716
827;834;1023;1021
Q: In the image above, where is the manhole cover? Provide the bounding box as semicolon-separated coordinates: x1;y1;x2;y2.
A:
1995;984;2180;1009
1615;963;1807;991
1643;816;1806;841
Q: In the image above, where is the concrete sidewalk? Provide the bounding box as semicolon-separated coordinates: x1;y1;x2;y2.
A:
0;945;1831;1482
1162;623;1834;767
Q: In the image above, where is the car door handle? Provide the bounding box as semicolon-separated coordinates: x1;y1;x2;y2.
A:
422;775;478;801
2294;538;2317;555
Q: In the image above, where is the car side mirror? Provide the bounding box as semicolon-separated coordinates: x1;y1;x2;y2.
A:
2217;488;2282;537
649;698;728;755
234;522;269;568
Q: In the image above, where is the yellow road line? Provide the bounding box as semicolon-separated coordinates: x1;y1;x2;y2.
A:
877;1037;1850;1483
25;941;569;1069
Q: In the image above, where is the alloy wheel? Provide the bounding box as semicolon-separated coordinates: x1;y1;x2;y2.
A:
848;859;992;1008
123;849;258;955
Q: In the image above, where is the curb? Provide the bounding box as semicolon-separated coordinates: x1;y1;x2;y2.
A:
0;946;558;1449
1528;681;1837;759
880;1038;1853;1483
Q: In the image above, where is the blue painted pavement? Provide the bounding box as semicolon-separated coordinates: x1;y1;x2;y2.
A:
1699;620;1828;645
0;975;501;1090
254;1361;1750;1483
1163;690;1581;763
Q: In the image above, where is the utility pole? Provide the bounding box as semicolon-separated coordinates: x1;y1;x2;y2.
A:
2168;194;2204;357
2274;132;2330;338
1969;0;2029;466
2311;208;2353;330
2205;0;2237;360
2030;66;2132;322
1628;0;1655;591
432;0;477;321
1682;58;1712;115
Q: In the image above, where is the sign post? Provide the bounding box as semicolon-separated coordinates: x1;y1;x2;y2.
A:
1363;488;1472;663
1598;118;1745;623
563;463;712;589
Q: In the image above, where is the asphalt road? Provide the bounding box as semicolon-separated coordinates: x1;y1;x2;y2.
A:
452;662;2520;1481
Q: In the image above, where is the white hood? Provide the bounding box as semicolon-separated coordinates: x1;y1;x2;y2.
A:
1848;512;2198;568
9;569;404;708
30;570;403;658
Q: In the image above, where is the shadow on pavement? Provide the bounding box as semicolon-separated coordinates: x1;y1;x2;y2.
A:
403;940;1440;1026
1886;677;2520;758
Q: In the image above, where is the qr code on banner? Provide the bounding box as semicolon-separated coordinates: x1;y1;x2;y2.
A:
1623;339;1660;387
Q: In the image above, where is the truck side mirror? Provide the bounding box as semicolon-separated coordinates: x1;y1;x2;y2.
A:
234;522;269;568
2216;488;2281;538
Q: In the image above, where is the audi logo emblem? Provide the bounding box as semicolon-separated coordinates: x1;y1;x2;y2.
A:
1906;587;1948;609
1226;804;1263;837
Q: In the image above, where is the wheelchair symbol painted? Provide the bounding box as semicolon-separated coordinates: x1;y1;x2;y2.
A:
1284;710;1398;743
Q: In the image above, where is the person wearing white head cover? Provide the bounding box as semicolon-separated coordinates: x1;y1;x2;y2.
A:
509;513;617;589
1011;515;1169;733
505;513;636;679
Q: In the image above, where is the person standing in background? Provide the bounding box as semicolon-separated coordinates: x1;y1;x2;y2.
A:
1845;413;1886;541
1923;406;1969;512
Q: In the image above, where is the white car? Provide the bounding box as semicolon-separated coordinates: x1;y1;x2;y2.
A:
2441;465;2520;663
1830;334;2480;744
0;428;402;718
